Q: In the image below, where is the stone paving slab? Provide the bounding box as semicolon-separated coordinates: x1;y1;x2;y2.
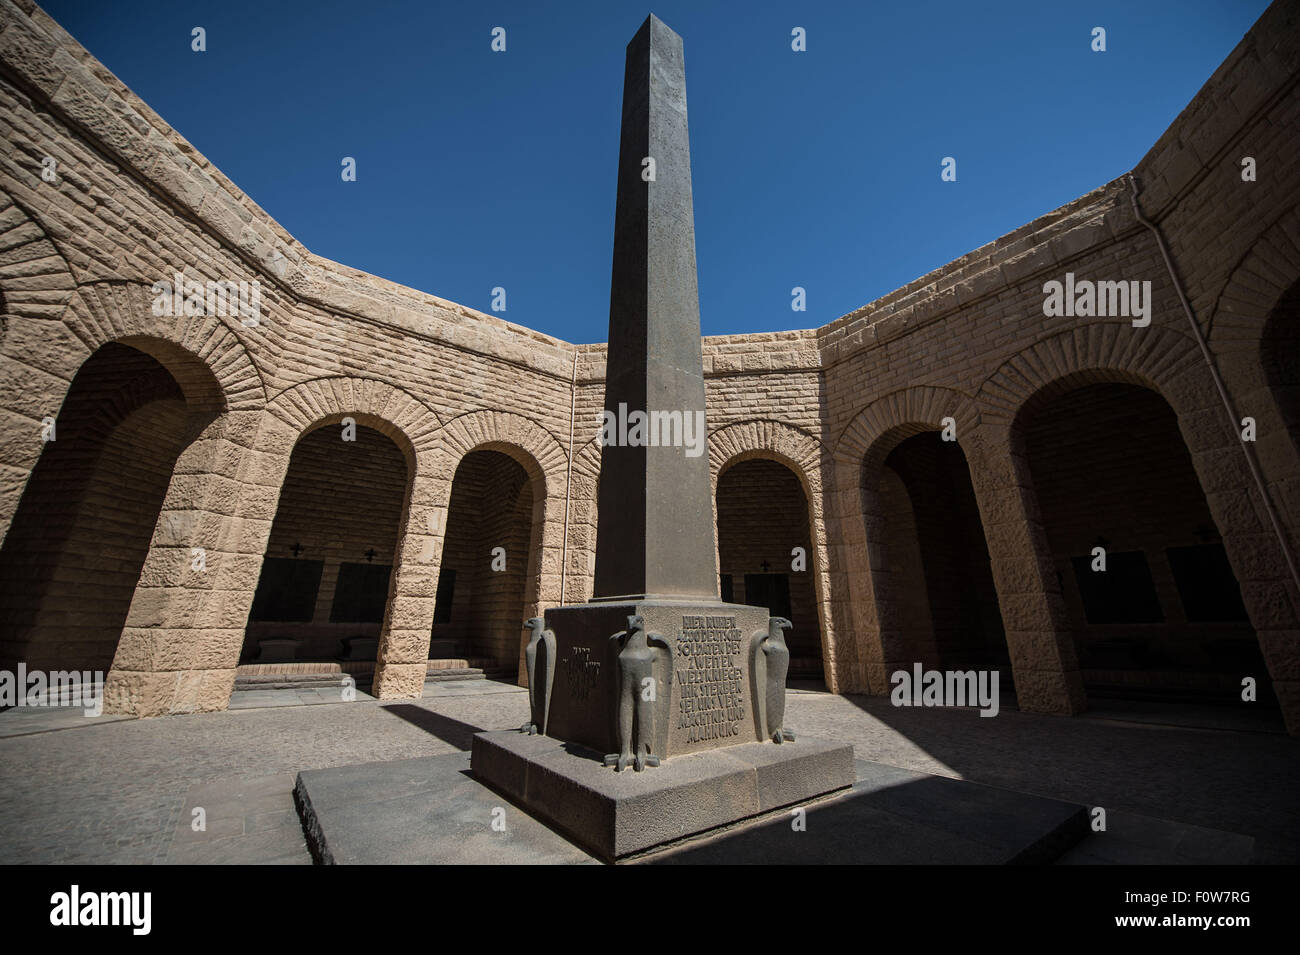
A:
163;773;312;864
295;752;595;865
0;683;1293;865
0;705;130;738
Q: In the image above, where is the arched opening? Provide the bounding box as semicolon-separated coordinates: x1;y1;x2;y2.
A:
240;423;409;668
1261;277;1300;457
873;432;1011;682
0;341;213;675
433;449;540;675
716;458;824;683
1021;381;1273;711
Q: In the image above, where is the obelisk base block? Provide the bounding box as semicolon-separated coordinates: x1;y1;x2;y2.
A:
471;730;855;860
538;599;773;758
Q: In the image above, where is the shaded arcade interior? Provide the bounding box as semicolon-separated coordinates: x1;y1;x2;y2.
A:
240;422;408;666
1021;381;1275;714
871;431;1011;690
431;448;539;675
0;341;212;675
715;457;825;681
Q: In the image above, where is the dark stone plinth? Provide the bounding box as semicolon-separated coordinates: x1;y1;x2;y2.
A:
542;599;771;758
471;729;855;860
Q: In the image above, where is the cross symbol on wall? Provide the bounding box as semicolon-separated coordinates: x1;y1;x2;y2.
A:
364;548;377;562
759;560;771;572
289;542;304;557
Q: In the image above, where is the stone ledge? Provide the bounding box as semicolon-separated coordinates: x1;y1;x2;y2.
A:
470;730;855;860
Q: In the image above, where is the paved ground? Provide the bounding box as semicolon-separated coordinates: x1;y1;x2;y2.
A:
0;682;1295;864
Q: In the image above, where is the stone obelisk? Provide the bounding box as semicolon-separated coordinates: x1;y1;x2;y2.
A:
470;14;854;861
594;13;717;602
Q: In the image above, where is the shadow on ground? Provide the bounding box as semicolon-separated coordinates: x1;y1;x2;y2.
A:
837;692;1300;863
380;704;485;750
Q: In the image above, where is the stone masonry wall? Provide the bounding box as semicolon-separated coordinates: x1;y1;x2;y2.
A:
0;0;1297;731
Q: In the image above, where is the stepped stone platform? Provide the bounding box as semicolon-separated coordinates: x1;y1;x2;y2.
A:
234;659;510;692
293;750;1098;865
472;730;855;859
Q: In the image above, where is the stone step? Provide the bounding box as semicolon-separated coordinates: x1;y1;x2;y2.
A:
424;667;514;683
234;673;358;691
235;658;510;691
425;658;501;672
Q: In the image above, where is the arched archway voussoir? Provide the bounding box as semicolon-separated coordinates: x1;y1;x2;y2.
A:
571;434;603;482
1208;205;1300;348
61;282;266;412
977;323;1203;427
835;385;980;473
0;191;77;329
708;419;826;489
436;410;568;488
264;377;440;460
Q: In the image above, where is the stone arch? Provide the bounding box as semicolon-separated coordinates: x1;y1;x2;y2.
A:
435;409;567;480
0;343;200;677
981;326;1252;512
1206;204;1300;350
829;386;979;694
708;419;836;688
232;378;444;699
835;385;979;470
710;419;825;485
264;376;441;464
428;410;569;684
60;282;265;412
988;329;1299;728
0;234;271;714
0;199;263;535
1205;207;1300;538
976;323;1203;427
0;192;77;337
970;326;1289;717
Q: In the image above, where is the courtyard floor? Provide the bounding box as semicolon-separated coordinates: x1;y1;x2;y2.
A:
0;682;1295;864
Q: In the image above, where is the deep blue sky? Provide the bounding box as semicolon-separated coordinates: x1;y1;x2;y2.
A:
43;0;1268;342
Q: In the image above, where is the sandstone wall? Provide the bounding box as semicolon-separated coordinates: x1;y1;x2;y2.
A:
1;0;1297;731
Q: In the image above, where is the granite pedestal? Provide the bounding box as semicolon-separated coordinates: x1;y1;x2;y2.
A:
472;730;855;861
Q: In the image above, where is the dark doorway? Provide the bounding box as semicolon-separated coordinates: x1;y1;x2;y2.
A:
716;458;823;680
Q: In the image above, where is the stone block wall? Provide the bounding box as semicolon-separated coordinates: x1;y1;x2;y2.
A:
0;0;1297;733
